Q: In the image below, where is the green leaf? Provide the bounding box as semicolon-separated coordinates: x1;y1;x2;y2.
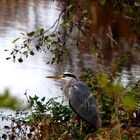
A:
46;37;52;43
98;0;106;5
0;89;22;109
33;95;39;101
50;33;56;38
24;43;29;48
39;28;45;35
126;4;133;13
122;94;137;111
20;32;25;36
18;58;23;63
23;51;28;57
82;0;90;4
27;31;35;37
51;41;57;45
97;74;110;88
6;57;11;60
66;4;73;10
30;51;35;55
12;38;20;43
37;101;43;108
41;97;45;102
60;22;70;28
122;134;129;140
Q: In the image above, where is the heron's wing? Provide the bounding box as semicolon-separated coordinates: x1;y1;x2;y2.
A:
69;82;101;128
69;81;96;107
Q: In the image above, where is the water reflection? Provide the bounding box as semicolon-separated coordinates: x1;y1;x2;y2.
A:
0;0;140;136
0;0;140;101
0;0;62;100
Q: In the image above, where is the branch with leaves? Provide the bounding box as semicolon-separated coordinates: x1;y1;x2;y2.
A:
6;1;93;64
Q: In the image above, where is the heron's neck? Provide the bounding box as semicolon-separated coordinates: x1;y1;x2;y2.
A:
63;77;77;98
68;77;78;86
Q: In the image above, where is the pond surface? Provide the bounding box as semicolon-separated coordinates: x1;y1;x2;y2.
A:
0;0;63;101
0;0;140;103
0;0;140;134
0;0;140;101
0;0;65;133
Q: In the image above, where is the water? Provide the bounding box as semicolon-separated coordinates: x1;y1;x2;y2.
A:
1;0;140;102
0;0;140;136
0;0;65;134
0;0;62;101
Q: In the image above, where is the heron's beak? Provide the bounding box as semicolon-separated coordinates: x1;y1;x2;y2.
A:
46;76;64;79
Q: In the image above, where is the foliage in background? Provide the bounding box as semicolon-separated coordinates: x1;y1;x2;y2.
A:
97;0;140;34
6;0;92;64
1;94;92;140
82;70;140;139
0;89;22;109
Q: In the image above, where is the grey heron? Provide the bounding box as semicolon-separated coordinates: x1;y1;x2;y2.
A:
47;71;101;129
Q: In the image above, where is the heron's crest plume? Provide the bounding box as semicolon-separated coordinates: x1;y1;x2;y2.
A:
63;71;77;80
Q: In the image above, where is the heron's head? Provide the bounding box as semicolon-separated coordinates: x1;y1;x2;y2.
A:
46;72;78;92
63;72;77;80
46;71;78;83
